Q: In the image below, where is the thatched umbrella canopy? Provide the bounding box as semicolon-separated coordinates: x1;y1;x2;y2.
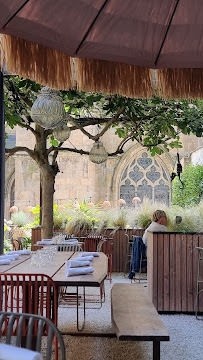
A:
1;0;203;252
1;0;203;98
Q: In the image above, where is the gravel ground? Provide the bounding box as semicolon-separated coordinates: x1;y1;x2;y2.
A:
55;273;203;360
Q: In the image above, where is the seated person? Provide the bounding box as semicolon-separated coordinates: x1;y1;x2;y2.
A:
143;210;167;253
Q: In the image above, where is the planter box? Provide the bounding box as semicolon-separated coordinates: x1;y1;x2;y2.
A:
31;228;144;272
147;231;203;313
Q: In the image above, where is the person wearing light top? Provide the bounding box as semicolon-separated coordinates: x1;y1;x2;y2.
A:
142;210;167;253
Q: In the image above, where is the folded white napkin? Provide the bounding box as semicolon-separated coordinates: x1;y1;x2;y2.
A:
57;240;78;245
5;251;21;255
0;259;11;265
0;256;16;261
19;249;32;255
81;252;100;257
37;240;52;245
65;238;78;242
5;253;19;260
65;267;94;277
75;256;94;261
66;260;90;268
0;344;43;360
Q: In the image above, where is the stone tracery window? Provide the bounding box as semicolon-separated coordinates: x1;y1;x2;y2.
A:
119;152;170;205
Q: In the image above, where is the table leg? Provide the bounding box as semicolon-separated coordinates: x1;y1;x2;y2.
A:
76;286;86;331
153;341;160;360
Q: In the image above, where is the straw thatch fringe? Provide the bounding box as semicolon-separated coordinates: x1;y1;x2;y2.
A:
75;58;154;98
0;35;74;90
157;68;203;99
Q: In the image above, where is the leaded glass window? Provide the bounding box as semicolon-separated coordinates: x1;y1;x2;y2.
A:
120;152;170;205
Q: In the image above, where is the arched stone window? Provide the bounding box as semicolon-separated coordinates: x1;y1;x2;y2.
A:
119;151;170;205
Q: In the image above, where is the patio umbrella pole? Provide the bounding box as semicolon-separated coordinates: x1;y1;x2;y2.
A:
0;70;5;254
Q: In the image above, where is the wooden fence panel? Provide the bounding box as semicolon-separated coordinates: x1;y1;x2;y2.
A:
148;232;203;313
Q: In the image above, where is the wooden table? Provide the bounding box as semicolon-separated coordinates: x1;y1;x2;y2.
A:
1;251;108;330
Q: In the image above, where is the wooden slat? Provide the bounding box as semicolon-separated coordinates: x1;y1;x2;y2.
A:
163;233;170;311
187;234;194;311
175;234;182;311
168;234;174;311
181;234;187;312
157;233;164;311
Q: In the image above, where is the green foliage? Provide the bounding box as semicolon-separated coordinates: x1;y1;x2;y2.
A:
11;211;29;227
53;204;66;229
29;205;40;228
172;165;203;207
64;200;100;235
5;76;203;157
3;238;12;252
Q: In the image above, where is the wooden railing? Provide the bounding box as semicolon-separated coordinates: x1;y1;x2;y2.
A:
147;231;203;313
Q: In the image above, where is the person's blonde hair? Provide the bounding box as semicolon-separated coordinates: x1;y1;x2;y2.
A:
152;210;166;222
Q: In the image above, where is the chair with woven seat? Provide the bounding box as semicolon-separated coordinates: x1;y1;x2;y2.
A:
0;311;66;360
0;273;59;359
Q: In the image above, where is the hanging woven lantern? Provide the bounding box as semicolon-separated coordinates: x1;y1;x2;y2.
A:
132;196;141;204
89;141;108;164
9;206;18;213
102;200;111;207
53;124;71;141
31;87;65;129
118;198;126;206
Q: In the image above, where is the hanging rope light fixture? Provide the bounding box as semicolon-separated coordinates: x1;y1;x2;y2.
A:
53;123;71;141
31;87;66;129
89;140;108;164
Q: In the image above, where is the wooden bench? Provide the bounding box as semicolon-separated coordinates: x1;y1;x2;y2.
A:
111;284;170;360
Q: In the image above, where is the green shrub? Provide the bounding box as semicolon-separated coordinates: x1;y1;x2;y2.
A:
11;211;29;227
172;165;203;207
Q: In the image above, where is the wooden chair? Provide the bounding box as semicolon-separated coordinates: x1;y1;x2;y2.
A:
0;311;66;360
0;273;58;359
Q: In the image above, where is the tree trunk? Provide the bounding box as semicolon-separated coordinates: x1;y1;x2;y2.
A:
41;167;55;239
34;124;57;240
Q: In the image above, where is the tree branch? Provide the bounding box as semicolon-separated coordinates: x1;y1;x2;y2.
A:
71;107;125;140
94;107;125;140
51;142;63;165
5;146;38;161
15;116;37;136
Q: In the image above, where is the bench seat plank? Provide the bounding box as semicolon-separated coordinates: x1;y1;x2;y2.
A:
111;284;169;342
